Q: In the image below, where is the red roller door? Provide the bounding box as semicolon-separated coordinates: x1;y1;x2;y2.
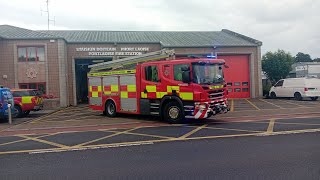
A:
219;55;250;98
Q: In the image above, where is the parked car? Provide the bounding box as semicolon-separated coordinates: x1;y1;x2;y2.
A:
0;87;15;120
11;89;44;118
269;77;320;101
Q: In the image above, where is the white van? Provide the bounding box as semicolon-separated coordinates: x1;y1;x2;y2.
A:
269;78;320;101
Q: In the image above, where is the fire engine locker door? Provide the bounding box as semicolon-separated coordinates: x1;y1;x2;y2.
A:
88;77;102;106
119;75;137;112
220;55;250;98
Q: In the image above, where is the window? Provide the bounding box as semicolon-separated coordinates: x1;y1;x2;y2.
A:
19;83;46;94
234;82;241;86
242;82;249;86
174;64;189;82
227;82;232;87
235;88;241;92
145;66;159;82
228;88;233;92
274;80;284;87
18;47;45;62
242;88;249;92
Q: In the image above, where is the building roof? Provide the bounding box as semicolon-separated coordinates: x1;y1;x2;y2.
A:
0;25;262;47
0;25;57;39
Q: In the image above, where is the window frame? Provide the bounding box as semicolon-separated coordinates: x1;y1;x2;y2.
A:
173;64;189;82
18;82;46;94
17;46;45;62
144;65;159;82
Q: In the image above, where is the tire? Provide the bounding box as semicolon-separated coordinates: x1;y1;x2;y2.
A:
270;92;277;99
24;110;30;116
105;100;117;117
311;97;318;101
14;105;23;118
294;92;302;101
163;101;184;124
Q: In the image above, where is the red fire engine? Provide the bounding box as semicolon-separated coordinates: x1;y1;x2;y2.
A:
88;49;229;123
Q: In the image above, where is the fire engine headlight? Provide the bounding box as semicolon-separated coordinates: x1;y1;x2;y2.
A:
199;104;206;109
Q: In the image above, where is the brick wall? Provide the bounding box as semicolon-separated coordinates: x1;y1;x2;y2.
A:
0;39;61;98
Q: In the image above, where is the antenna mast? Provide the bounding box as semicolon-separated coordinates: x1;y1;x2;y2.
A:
42;0;55;31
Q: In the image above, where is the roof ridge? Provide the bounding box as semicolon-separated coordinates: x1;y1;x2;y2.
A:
222;29;262;46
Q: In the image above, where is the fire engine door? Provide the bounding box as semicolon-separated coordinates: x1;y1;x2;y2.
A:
140;64;162;99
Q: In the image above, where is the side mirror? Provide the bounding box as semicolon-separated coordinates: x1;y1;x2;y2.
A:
182;71;190;83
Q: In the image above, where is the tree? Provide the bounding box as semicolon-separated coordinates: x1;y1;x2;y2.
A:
262;50;294;84
314;58;320;62
295;52;312;62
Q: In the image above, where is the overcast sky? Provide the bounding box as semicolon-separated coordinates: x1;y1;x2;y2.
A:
0;0;319;58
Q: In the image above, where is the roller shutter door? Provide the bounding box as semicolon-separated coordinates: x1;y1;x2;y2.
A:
219;55;250;98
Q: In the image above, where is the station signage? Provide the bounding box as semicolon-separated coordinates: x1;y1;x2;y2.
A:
75;47;150;56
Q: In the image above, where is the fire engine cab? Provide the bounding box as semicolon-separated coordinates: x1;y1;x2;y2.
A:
88;49;229;123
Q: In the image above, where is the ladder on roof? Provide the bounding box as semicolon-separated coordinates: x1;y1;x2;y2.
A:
88;49;175;72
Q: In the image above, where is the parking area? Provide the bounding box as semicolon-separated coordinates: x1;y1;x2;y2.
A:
0;98;319;155
0;115;320;155
230;98;320;112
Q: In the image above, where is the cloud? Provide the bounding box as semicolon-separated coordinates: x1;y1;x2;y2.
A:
0;0;319;58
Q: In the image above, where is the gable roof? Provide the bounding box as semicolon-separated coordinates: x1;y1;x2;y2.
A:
0;25;262;47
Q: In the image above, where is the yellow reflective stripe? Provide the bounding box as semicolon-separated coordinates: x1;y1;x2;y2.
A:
210;85;224;89
141;92;147;98
88;70;136;77
156;92;168;98
179;92;193;100
22;96;33;104
89;86;93;92
127;85;136;92
97;86;102;92
121;92;128;98
146;85;156;92
111;85;118;92
167;86;180;93
104;91;111;95
92;92;99;97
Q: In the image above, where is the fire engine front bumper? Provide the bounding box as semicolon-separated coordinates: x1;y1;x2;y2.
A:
184;100;229;119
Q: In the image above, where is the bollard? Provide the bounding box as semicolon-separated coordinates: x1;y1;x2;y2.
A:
8;104;12;124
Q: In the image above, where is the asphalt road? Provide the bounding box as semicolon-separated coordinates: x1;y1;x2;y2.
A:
0;131;319;180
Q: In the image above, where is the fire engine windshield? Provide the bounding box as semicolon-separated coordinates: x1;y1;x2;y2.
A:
192;63;224;84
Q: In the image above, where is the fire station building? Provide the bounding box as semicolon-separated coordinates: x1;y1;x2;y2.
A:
0;25;262;108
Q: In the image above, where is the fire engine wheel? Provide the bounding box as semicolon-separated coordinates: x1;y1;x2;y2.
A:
164;101;184;124
105;101;117;117
13;105;23;118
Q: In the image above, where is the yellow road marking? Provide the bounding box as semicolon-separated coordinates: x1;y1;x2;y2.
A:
179;124;207;139
18;135;68;148
74;127;140;147
1;128;320;155
30;109;65;124
0;133;59;146
105;130;173;139
259;99;283;108
272;122;320;126
267;119;276;133
245;99;260;110
230;99;234;112
203;126;264;133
